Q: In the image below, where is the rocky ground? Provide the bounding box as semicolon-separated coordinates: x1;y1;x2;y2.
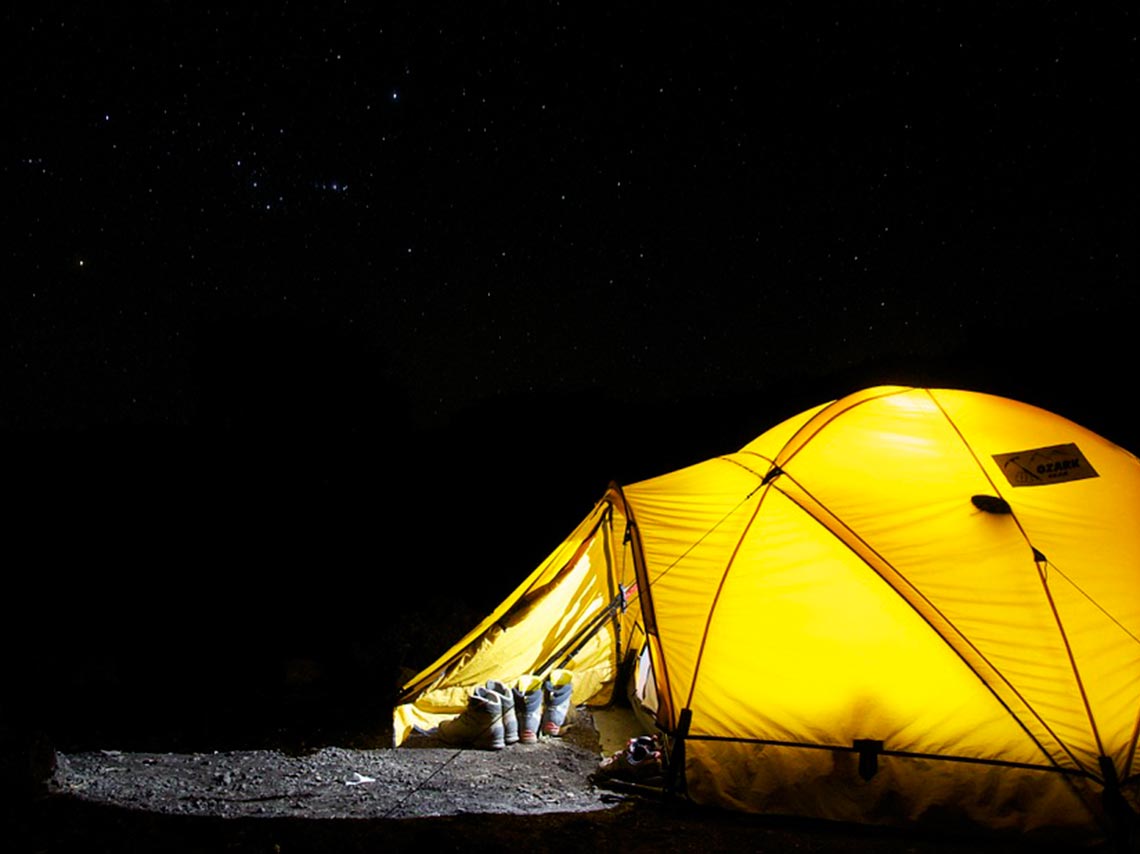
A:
9;708;1118;854
50;710;611;822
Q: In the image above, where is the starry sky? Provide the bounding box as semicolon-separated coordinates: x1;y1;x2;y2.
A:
5;6;1139;735
10;5;1136;436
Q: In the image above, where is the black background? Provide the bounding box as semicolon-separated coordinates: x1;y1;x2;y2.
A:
5;5;1137;751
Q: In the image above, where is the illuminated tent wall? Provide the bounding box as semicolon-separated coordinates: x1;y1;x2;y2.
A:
392;497;646;744
395;386;1140;837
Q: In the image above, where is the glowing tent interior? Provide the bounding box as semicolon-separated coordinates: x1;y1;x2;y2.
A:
394;386;1140;838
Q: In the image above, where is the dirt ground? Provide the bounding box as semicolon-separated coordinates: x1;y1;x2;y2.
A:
49;709;611;822
12;707;1118;854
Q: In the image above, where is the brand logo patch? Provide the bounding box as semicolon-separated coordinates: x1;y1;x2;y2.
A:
992;443;1098;487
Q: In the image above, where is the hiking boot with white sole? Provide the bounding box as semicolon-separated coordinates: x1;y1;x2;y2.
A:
485;680;518;745
513;674;543;744
437;686;505;750
541;669;573;737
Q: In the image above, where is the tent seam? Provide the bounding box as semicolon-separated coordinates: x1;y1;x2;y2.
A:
925;389;1111;767
682;485;770;711
773;386;910;471
769;473;1089;779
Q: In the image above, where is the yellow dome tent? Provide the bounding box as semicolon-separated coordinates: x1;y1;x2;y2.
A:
394;386;1140;838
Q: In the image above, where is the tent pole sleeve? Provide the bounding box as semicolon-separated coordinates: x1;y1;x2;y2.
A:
533;590;624;677
608;482;677;731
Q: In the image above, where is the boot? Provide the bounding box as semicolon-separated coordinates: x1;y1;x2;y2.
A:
595;734;665;784
513;674;543;744
485;680;518;745
541;669;573;737
437;686;505;750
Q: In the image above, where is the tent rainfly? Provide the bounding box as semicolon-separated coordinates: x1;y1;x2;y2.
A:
395;386;1140;840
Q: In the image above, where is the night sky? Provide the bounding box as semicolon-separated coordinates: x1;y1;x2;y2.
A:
6;5;1138;747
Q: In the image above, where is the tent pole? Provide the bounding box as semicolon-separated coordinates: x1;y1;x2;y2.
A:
666;707;692;797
